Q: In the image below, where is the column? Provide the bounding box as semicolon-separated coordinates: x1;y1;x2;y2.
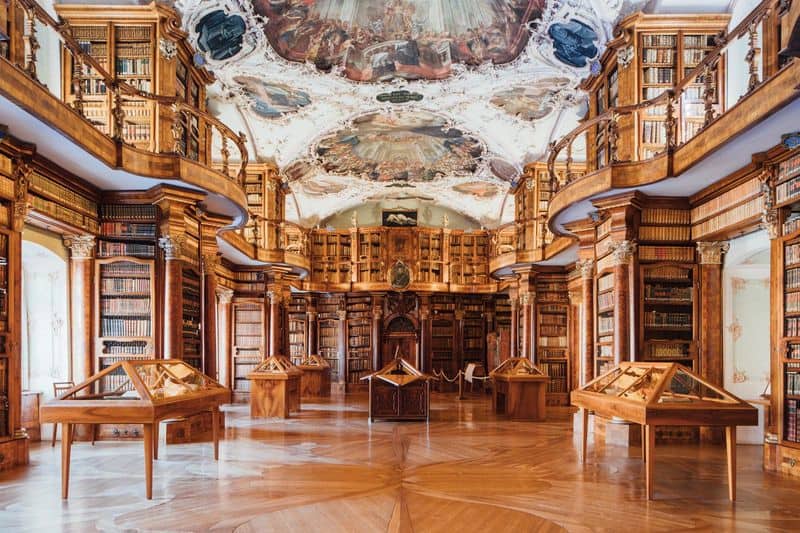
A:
509;295;519;358
201;253;220;379
336;309;347;387
158;235;184;359
63;235;95;440
576;259;595;384
419;295;431;372
610;240;636;365
306;309;317;356
519;292;535;361
697;242;729;386
216;287;233;389
371;295;383;371
267;289;281;357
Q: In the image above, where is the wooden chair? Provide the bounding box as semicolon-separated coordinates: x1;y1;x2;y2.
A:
51;382;94;446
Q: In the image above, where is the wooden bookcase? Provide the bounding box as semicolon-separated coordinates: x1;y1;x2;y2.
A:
536;277;570;405
450;232;489;286
355;229;385;283
345;294;372;389
317;295;343;383
595;272;615;377
431;295;456;377
231;299;265;397
460;297;486;369
288;296;307;365
181;266;202;371
0;227;10;439
57;4;213;155
310;231;352;286
418;229;444;284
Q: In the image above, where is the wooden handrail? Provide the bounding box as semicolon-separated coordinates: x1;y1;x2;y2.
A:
547;0;776;189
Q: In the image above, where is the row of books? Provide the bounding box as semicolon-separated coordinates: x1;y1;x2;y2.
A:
98;242;155;257
288;332;305;344
597;343;613;358
80;79;108;95
464;339;483;350
101;222;156;238
100;204;157;221
432;327;454;337
348;336;370;348
643;311;692;327
101;317;151;337
234;323;262;335
786;343;800;359
777;175;800;204
233;336;262;348
642;120;667;144
539;348;566;359
30;196;99;234
639;245;695;262
645;342;690;359
346;358;371;371
642;48;674;64
539;336;567;347
786;371;800;395
100;278;150;293
115;58;151;76
642;34;677;47
639;225;691;241
101;340;150;355
537;293;567;302
787;317;800;337
785;268;800;290
684;34;715;48
598;316;614;335
643;67;675;84
536;283;567;292
645;284;692;301
779;152;800;182
785;214;800;236
598;292;613;310
643;87;669;100
785;399;800;442
683;48;709;65
432;339;453;350
539;314;567;325
692;194;762;239
100;298;150;314
539;304;566;314
641;208;692;225
598;274;614;293
788;292;800;313
692;178;760;223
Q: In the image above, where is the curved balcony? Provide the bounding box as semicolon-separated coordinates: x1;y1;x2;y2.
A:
0;0;249;224
547;0;800;235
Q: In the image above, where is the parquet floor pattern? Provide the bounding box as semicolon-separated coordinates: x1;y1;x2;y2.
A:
1;393;800;532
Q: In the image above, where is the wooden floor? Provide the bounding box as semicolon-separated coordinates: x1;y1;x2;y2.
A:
1;393;800;532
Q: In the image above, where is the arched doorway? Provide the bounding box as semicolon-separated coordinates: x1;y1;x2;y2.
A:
21;238;70;440
382;315;418;368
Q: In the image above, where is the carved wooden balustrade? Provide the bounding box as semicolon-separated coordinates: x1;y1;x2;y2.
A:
0;0;248;186
547;0;791;195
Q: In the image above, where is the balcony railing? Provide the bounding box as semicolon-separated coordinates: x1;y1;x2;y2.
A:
1;0;248;185
547;0;792;193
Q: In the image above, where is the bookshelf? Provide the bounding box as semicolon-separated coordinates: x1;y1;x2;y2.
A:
536;277;570;405
431;295;456;377
97;204;158;259
288;296;308;365
346;295;372;389
231;300;265;397
640;264;697;366
310;231;352;285
418;229;444;284
461;297;486;369
317;295;344;382
450;232;489;286
595;272;614;377
0;230;9;438
182;266;202;370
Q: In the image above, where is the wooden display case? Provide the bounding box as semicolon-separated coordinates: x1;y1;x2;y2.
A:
297;354;331;398
362;358;431;422
40;360;230;499
489;358;549;421
572;362;757;500
247;355;301;418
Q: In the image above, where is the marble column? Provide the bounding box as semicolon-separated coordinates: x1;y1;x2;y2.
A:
158;235;184;359
610;240;636;365
307;309;317;357
697;241;729;386
216;287;233;389
576;258;595;384
202;254;220;379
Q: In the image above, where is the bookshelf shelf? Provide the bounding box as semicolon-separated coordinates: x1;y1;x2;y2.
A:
288;296;308;365
232;300;265;397
536;276;569;404
346;295;372;389
182;266;202;371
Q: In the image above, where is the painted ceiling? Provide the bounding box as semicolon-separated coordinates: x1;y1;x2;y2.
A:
176;0;646;228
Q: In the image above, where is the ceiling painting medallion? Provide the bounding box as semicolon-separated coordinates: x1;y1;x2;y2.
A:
314;111;483;182
251;0;547;81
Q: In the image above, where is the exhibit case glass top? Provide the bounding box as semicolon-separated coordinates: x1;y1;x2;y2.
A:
248;355;302;376
572;362;758;426
362;358;430;387
297;354;330;368
489;357;548;380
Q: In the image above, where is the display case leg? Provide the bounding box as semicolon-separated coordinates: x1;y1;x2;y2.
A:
726;426;737;501
641;424;646;462
61;423;72;499
645;424;655;500
143;424;153;500
153;421;159;461
212;408;220;461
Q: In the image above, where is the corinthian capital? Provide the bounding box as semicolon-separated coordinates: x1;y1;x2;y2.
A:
63;235;95;259
608;240;637;266
216;287;234;304
697;241;730;265
158;234;185;260
576;258;594;279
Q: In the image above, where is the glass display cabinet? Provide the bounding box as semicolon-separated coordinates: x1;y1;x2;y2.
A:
247;355;301;418
362;357;431;422
489;358;549;421
571;362;758;500
297;354;331;398
39;360;230;499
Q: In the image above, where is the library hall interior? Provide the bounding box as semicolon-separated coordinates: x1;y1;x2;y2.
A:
2;0;800;530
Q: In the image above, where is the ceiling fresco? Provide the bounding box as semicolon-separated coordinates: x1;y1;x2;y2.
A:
253;0;547;82
176;0;646;227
